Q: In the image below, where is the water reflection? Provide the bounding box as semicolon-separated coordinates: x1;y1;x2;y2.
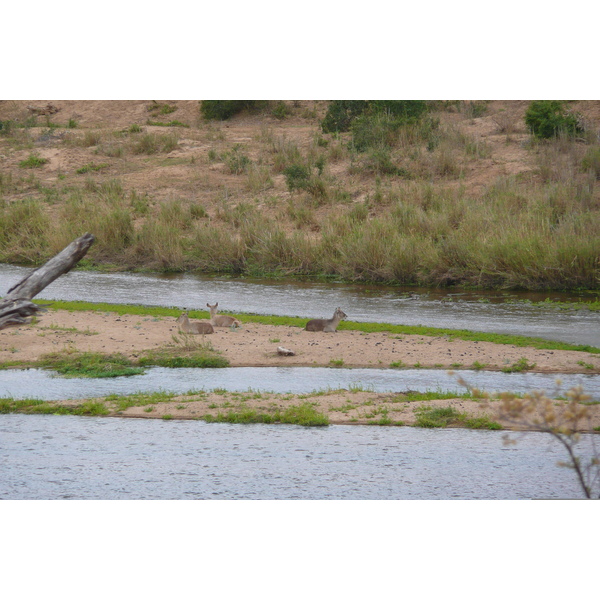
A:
1;264;598;346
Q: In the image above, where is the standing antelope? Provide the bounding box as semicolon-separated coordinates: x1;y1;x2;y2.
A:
176;312;214;334
304;307;347;332
206;302;242;328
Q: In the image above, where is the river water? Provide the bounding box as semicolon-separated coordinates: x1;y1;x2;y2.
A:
1;264;598;346
1;413;594;500
1;366;598;400
1;263;599;500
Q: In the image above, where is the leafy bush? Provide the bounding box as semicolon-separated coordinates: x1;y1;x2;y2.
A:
283;164;311;191
351;111;412;153
321;101;370;133
321;100;428;133
524;100;583;139
283;164;327;199
200;100;258;120
272;101;290;119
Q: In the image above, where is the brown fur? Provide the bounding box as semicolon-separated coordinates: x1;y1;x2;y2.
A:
176;312;214;334
305;307;347;332
206;303;242;328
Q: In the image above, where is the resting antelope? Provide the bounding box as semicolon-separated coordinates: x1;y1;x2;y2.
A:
176;312;214;334
304;307;347;332
206;302;242;328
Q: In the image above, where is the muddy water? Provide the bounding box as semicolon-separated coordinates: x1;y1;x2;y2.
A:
1;413;594;499
1;366;598;401
1;265;598;346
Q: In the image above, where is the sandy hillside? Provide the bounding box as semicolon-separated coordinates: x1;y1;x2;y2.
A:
1;99;598;231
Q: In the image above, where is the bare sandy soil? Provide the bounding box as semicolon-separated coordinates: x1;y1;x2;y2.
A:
1;100;598;245
3;308;599;372
2;309;599;430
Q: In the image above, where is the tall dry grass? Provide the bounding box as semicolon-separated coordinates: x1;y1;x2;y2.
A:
1;106;598;290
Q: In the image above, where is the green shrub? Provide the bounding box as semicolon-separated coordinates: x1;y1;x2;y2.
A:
351;112;402;151
272;101;290;119
524;100;583;139
200;100;258;120
321;100;428;133
321;101;369;133
283;164;327;199
223;145;252;174
283;164;311;191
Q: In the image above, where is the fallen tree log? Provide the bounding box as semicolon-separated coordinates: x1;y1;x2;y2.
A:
0;233;95;331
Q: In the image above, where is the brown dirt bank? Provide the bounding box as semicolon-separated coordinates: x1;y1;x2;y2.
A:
1;308;598;374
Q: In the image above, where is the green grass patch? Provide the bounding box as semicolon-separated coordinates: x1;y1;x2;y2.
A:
501;357;536;373
413;405;501;429
0;398;109;416
138;347;228;369
146;120;189;128
413;406;463;428
19;154;48;168
401;390;475;402
76;162;109;174
204;402;328;426
104;390;183;412
39;350;144;378
463;416;502;430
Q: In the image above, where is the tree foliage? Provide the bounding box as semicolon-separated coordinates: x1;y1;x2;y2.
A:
524;100;584;139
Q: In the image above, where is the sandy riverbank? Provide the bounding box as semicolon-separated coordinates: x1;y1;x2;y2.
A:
2;308;599;372
0;309;600;429
2;309;599;430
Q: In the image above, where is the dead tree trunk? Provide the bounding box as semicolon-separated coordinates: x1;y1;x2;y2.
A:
0;233;95;331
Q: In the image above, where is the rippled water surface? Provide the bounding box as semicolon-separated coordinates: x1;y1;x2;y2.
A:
2;264;598;501
1;264;598;346
1;366;599;400
1;414;592;500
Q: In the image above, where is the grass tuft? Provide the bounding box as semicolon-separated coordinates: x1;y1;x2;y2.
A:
205;402;328;426
39;350;144;378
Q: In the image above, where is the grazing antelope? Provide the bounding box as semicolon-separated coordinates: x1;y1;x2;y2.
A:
304;307;347;332
176;312;214;334
206;302;242;328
